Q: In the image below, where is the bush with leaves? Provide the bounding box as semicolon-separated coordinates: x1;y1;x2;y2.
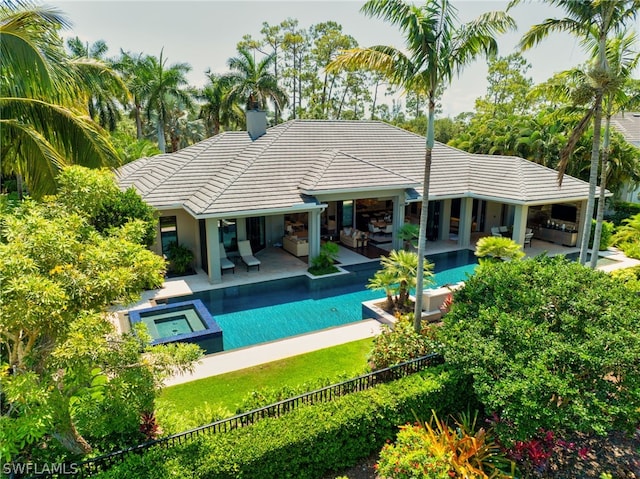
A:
367;249;434;314
377;410;515;479
308;241;340;275
612;213;640;259
589;218;614;251
0;195;199;463
166;241;194;274
438;256;640;443
474;236;525;262
368;315;442;370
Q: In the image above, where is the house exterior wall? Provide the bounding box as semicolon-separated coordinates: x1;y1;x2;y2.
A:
156;209;199;264
485;201;503;232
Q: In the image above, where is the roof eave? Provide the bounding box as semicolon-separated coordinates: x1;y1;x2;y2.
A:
300;184;419;196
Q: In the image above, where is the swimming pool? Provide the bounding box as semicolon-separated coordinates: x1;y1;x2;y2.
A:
167;250;479;352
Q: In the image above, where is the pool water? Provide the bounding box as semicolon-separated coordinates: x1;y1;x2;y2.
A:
168;250;479;352
155;316;193;338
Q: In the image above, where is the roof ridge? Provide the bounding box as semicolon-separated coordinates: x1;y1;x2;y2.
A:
191;121;296;212
299;149;340;190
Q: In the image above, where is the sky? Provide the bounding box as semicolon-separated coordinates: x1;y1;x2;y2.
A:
49;0;637;117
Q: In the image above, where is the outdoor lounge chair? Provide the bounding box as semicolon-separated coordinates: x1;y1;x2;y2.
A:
238;240;261;271
491;227;502;237
219;243;235;274
524;232;534;248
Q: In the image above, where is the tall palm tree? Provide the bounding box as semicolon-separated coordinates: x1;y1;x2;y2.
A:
515;0;640;265
0;1;119;198
225;47;288;113
198;72;243;136
328;0;515;330
66;36;128;131
145;50;193;153
590;29;640;266
113;50;154;140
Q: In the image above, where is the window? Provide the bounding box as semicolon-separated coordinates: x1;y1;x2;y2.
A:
160;216;178;255
219;219;237;251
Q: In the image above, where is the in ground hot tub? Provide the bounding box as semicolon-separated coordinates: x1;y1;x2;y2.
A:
128;300;223;354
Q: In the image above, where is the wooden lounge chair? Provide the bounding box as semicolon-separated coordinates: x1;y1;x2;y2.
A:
238;240;261;271
219;243;235;274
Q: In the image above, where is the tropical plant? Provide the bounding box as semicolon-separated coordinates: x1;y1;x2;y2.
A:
0;192;200;462
377;410;515;478
166;241;194;275
514;0;640;266
0;1;120;198
612;212;640;258
144;50;193;152
474;236;526;262
367;249;434;314
224;46;288;113
398;222;419;250
438;255;640;442
66;36;129;131
328;0;515;330
368;315;442;370
198;72;242;136
308;241;339;275
590;29;640;266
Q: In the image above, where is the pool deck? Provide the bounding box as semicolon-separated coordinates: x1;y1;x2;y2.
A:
132;240;639;387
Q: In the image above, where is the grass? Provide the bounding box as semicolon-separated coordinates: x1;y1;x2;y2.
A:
158;337;374;414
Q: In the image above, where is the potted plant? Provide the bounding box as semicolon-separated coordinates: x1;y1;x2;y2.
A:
166;241;194;275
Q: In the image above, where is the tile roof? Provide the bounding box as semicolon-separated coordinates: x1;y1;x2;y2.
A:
116;120;593;217
610;112;640;146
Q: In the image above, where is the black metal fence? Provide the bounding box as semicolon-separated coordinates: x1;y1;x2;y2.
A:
33;353;443;478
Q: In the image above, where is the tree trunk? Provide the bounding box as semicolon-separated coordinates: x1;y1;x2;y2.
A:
157;119;166;153
135;102;143;140
578;90;603;266
590;109;612;268
414;100;435;332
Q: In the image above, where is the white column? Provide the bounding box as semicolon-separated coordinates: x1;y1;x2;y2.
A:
392;194;405;251
308;209;321;265
459;197;473;247
576;199;588;248
512;205;528;245
206;218;222;284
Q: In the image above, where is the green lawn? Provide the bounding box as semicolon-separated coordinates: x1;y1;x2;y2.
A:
158;337;374;415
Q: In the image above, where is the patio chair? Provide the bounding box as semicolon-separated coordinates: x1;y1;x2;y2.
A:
383;224;393;236
499;225;509;234
368;223;380;234
219;243;235;274
491;227;502;237
238;240;261;271
524;232;534;248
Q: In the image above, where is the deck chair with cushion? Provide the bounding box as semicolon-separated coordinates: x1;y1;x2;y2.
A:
219;243;235;274
524;232;534;248
491;227;502;237
238;240;261;271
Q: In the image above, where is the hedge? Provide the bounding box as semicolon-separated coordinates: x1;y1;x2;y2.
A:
94;365;475;479
606;201;640;226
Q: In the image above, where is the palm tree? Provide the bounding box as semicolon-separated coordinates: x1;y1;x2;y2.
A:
515;0;640;265
225;47;288;113
198;72;243;136
145;50;193;153
113;50;154;140
328;0;515;330
66;36;128;131
590;29;640;267
0;1;119;198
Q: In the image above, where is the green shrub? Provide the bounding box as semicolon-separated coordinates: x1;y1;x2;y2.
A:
605;201;640;226
368;315;442;370
377;411;514;478
166;241;194;274
308;241;339;275
93;366;477;479
438;256;640;443
589;219;614;251
474;236;525;262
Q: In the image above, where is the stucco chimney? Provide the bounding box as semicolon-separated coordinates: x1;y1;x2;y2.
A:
246;109;267;141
